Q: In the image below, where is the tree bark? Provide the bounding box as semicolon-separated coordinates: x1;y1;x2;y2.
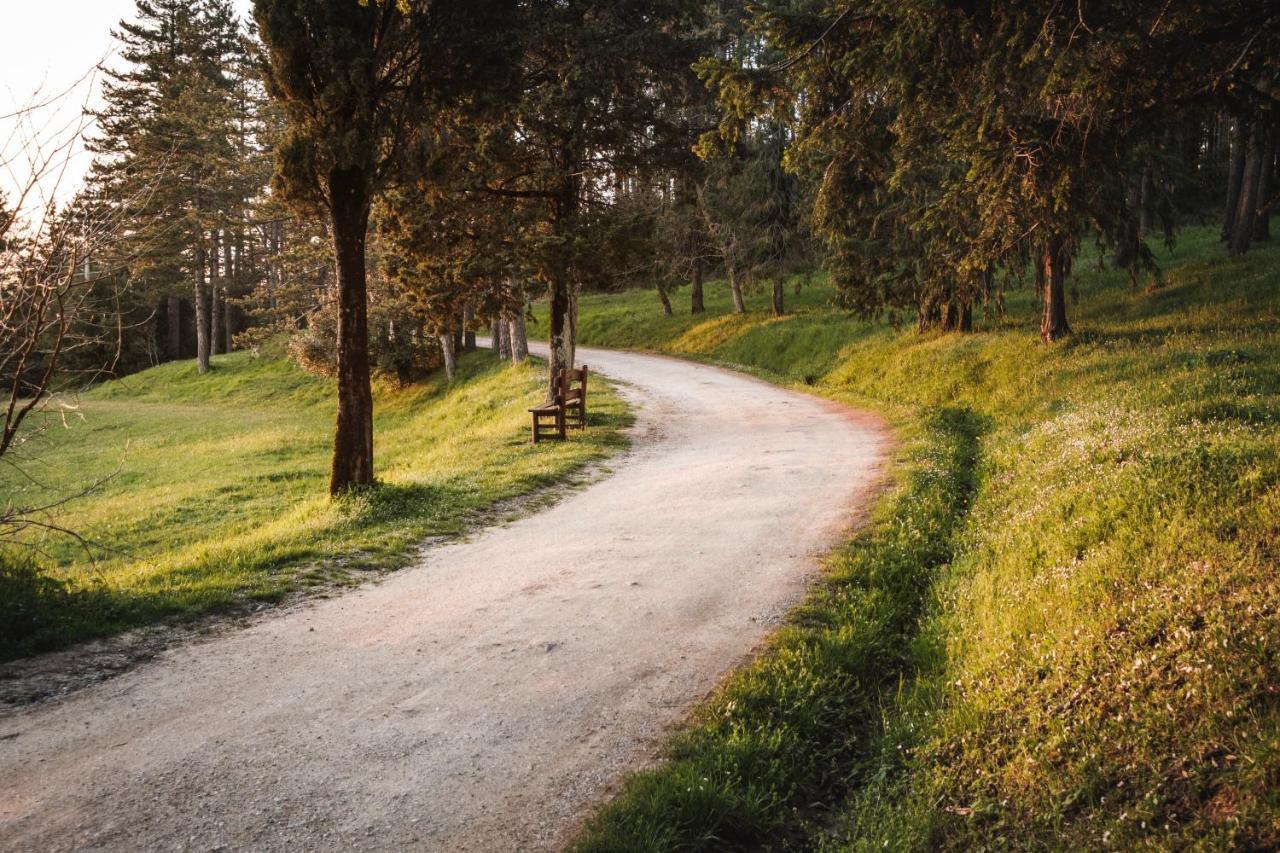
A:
463;304;476;351
224;234;237;352
439;330;457;381
1230;121;1264;255
193;238;210;374
728;264;745;314
1223;118;1247;241
1041;237;1072;343
657;282;673;316
166;294;182;361
509;306;528;363
327;166;375;495
690;259;704;314
547;163;579;395
1255;128;1275;242
1138;165;1153;239
771;274;785;317
498;312;512;360
209;230;223;357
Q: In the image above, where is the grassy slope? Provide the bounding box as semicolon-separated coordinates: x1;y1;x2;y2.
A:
557;227;1280;849
1;350;628;660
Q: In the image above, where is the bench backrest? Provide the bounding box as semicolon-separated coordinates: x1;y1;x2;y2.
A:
557;365;588;402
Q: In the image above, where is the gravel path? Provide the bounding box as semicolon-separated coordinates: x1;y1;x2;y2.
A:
0;344;886;852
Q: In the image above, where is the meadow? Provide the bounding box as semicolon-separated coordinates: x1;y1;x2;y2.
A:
1;350;628;660
564;228;1280;849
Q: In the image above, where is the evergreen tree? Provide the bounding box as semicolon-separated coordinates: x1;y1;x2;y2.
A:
254;0;517;494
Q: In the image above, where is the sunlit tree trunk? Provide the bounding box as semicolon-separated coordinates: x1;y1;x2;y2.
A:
193;237;210;374
728;264;745;314
439;329;457;381
1041;236;1072;343
509;306;528;363
210;229;223;357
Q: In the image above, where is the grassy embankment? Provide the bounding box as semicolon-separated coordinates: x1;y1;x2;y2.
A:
559;227;1280;849
1;350;628;661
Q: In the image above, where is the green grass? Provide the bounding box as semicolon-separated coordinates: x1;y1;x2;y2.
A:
564;227;1280;849
1;350;629;660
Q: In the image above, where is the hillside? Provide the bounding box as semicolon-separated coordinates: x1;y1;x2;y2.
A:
563;228;1280;849
1;351;628;661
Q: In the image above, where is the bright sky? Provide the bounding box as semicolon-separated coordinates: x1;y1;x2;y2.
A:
0;0;253;221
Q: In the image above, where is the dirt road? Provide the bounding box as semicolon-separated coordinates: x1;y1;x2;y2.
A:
0;344;886;852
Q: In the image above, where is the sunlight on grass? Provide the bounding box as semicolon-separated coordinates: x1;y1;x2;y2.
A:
1;351;629;659
572;227;1280;850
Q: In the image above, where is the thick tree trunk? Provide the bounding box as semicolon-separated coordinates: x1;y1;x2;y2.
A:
439;330;457;381
463;304;476;352
1255;129;1275;242
1230;121;1265;255
327;167;375;495
1041;237;1072;343
657;282;673;316
491;318;503;354
498;312;512;360
1223;119;1247;241
690;260;704;314
166;294;182;361
771;274;785;317
193;239;210;374
548;273;577;394
728;264;745;314
509;306;528;363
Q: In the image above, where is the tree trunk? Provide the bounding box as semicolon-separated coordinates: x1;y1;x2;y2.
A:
224;234;237;352
690;259;704;314
728;264;745;314
771;274;785;317
547;163;580;395
439;330;457;381
1138;165;1153;239
1041;237;1072;343
657;282;673;316
491;319;503;353
209;230;223;357
1223;119;1247;241
166;294;182;361
463;304;476;351
327;166;375;495
509;306;528;363
1255;129;1275;242
193;239;210;374
1230;121;1264;255
498;312;512;360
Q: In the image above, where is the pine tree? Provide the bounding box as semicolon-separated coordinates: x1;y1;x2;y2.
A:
255;0;517;494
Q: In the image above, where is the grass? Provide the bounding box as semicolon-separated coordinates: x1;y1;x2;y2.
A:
0;349;629;661
561;226;1280;849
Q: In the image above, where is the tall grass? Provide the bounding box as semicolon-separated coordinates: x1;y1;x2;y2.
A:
567;227;1280;848
1;351;628;660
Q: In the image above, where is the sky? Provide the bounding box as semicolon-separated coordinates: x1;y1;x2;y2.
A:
0;0;253;221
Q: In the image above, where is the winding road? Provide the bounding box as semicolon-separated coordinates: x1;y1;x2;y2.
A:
0;344;886;852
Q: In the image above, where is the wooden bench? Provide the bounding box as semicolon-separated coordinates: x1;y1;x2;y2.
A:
529;365;588;444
